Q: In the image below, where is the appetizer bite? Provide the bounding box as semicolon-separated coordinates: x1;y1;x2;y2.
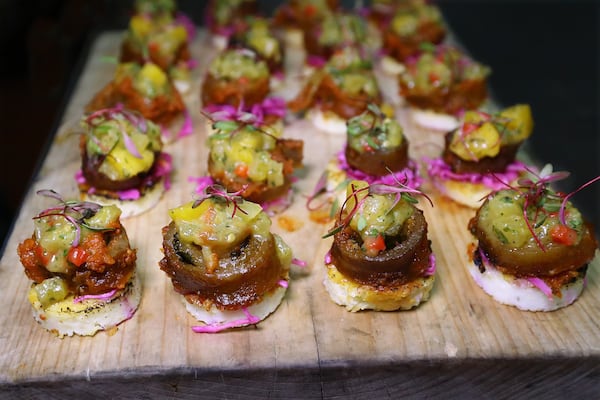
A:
16;190;141;338
197;113;303;214
159;185;293;332
427;104;534;208
229;17;285;79
204;0;259;48
302;12;367;68
272;0;340;47
379;1;445;70
399;45;490;131
323;179;435;312
76;106;172;218
120;4;191;73
202;48;271;109
338;104;421;185
86;61;187;142
468;165;598;311
311;104;422;222
288;47;382;134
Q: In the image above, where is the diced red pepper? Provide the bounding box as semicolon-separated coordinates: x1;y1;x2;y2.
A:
68;246;88;267
304;4;317;17
35;245;49;266
462;122;479;136
234;163;249;178
238;76;249;85
477;111;491;120
364;234;386;256
428;72;440;84
550;224;578;246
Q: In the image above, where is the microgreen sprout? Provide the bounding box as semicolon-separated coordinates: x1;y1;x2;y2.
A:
33;189;111;248
322;173;432;239
192;184;249;218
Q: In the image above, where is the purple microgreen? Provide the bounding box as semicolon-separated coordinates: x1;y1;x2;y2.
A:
202;104;277;141
322;182;369;238
305;171;329;211
323;173;432;239
34;190;110;248
118;121;143;159
193;184;249;218
559;175;600;225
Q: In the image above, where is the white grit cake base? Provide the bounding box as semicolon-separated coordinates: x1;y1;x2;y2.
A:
467;262;584;312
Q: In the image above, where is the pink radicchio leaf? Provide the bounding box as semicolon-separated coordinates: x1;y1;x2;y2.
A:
324;250;332;264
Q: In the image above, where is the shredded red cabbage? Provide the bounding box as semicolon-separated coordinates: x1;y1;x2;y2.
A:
160;110;193;142
292;258;307;267
306;55;326;68
191;307;261;333
178;109;194;138
189;175;215;194
73;289;117;303
174;12;196;39
260;188;293;216
185;58;198;69
425;254;436;276
337;150;423;189
204;96;286;126
478;247;553;299
324;250;332;264
526;277;554;299
426;157;528;190
278;280;289;288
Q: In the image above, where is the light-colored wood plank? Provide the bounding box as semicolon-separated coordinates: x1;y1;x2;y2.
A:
0;30;599;397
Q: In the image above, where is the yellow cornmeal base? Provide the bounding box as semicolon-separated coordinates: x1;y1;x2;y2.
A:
324;264;434;312
28;273;141;338
440;179;492;209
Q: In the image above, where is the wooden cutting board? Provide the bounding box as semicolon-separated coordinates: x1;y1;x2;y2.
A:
1;30;599;398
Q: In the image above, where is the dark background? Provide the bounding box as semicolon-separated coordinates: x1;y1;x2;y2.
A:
0;0;598;248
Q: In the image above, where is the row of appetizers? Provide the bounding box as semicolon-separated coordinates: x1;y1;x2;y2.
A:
15;0;598;338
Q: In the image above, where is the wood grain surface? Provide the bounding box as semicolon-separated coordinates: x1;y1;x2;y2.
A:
0;31;599;399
